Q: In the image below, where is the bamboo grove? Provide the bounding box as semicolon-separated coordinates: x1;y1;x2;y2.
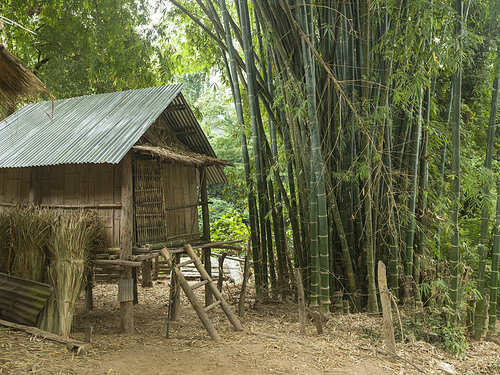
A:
171;0;500;332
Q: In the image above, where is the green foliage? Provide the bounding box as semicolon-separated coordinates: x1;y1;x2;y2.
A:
2;0;173;99
396;308;467;358
442;324;468;358
210;210;249;243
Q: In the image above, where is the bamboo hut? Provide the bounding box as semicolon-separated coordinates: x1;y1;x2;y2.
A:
0;44;50;116
0;85;233;333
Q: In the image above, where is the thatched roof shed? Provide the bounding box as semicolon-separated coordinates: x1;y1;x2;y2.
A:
0;45;49;115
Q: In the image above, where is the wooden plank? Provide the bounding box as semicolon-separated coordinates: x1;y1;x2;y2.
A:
4;176;21;202
51;165;65;190
37;166;50;204
0;171;5;195
96;164;114;247
86;164;96;205
64;171;81;205
50;188;64;205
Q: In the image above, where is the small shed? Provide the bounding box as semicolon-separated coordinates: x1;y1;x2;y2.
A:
0;85;230;243
0;85;232;332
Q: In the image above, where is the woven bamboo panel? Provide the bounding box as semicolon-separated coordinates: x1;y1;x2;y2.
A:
162;163;200;241
133;158;167;245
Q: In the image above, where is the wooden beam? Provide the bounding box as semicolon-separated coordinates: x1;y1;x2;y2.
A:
94;259;142;267
200;166;212;306
119;153;134;334
29;167;39;205
175;131;197;137
164;105;187;112
0;202;122;209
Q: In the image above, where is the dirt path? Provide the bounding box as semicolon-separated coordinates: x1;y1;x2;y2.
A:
1;282;500;374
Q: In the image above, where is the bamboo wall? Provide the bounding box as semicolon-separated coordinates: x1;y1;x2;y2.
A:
0;164;122;247
0;157;201;248
133;157;200;245
163;162;199;241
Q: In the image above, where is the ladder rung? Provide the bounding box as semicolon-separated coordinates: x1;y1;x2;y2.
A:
191;279;209;290
204;300;222;312
177;259;196;268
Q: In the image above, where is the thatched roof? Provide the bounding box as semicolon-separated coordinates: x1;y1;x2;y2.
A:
0;45;50;114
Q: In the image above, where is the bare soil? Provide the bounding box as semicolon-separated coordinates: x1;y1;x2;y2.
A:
1;280;500;375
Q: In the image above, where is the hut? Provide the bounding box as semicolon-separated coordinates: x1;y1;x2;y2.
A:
0;85;233;332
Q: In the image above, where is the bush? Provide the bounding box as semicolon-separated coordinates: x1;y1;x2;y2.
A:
211;210;249;244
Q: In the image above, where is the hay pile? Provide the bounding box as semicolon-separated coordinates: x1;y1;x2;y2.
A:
0;206;101;336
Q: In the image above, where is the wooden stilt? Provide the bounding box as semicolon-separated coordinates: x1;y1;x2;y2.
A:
238;238;251;318
200;167;212;306
141;260;153;287
119;153;134;334
132;267;138;305
217;252;227;292
295;268;306;334
84;270;94;311
171;254;181;321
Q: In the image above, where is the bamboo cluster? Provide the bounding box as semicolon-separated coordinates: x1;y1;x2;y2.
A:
172;0;500;325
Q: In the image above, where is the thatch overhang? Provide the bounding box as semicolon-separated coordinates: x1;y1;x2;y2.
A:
0;45;50;114
132;145;235;168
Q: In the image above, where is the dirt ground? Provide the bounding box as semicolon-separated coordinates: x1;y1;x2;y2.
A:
2;279;500;375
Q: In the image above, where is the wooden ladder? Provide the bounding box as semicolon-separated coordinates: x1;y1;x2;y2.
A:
160;244;243;341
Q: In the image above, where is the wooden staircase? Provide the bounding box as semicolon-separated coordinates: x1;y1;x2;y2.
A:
160;244;243;341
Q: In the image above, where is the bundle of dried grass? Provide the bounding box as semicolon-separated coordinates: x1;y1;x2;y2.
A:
0;206;101;336
0;205;52;281
40;210;101;336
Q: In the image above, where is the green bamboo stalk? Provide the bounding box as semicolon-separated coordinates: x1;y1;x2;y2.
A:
405;91;423;279
296;0;330;312
479;72;500;337
220;0;262;290
436;86;453;256
449;0;463;325
490;138;500;334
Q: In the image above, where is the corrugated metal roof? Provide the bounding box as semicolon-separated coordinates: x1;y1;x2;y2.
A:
0;85;184;167
0;272;53;326
0;85;227;184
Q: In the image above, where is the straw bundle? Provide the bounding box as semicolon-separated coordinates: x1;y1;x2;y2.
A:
41;210;101;336
0;206;102;336
0;205;52;281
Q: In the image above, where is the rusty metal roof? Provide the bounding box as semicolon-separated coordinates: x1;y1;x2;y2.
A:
0;272;53;326
0;85;227;184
